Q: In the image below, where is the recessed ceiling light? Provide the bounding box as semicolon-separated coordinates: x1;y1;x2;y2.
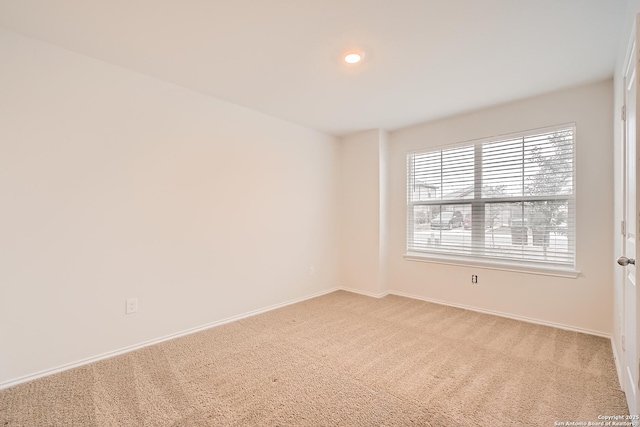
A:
344;52;363;64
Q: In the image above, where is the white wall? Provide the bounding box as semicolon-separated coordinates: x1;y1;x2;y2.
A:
386;80;614;335
339;129;387;295
0;28;340;386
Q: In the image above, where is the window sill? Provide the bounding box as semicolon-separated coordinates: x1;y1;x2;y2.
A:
404;253;580;278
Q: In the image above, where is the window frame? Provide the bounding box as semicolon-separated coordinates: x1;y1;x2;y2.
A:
405;123;579;278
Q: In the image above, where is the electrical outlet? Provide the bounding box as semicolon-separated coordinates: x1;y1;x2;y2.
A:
309;266;316;276
471;275;478;284
126;298;138;314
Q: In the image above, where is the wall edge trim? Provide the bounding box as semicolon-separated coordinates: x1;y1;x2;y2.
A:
339;286;389;298
0;286;340;390
611;338;624;390
2;285;613;391
387;290;611;338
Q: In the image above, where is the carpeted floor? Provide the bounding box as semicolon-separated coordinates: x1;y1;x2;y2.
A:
0;290;629;426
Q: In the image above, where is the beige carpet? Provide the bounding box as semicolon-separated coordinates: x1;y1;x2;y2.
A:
0;291;628;426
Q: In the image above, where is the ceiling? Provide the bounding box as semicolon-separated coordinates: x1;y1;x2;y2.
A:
0;0;626;136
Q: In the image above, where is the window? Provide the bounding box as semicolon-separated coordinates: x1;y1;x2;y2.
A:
407;124;575;271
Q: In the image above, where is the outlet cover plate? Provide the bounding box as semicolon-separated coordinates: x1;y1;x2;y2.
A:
126;298;138;314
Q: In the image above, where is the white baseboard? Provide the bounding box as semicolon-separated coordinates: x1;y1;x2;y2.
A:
386;290;611;339
387;289;621;387
0;287;340;391
339;286;389;299
1;285;614;391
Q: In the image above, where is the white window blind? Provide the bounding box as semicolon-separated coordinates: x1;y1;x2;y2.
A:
407;124;575;270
